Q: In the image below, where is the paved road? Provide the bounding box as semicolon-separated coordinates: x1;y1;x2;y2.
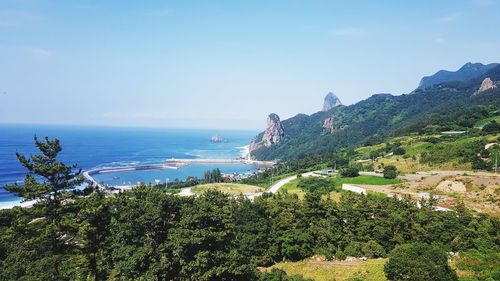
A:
267;171;323;194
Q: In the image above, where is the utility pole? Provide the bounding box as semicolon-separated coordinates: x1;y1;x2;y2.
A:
495;153;498;174
270;169;273;186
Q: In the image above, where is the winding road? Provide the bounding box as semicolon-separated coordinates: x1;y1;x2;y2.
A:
267;171;322;193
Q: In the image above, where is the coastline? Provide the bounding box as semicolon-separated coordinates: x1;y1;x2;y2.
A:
83;158;275;191
0;126;259;209
164;158;274;166
1;158;274;209
0;199;35;210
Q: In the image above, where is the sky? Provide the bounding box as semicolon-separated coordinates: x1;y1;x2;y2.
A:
0;0;500;130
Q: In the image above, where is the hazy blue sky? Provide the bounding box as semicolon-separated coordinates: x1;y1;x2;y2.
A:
1;0;499;129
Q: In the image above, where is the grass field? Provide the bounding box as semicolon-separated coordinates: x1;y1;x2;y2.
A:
281;178;307;199
334;175;401;185
475;115;500;127
354;134;500;173
264;258;388;281
281;175;397;201
164;188;181;194
191;183;264;195
283;175;400;190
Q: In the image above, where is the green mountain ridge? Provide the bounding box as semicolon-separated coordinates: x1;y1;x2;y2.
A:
250;63;500;161
417;62;499;90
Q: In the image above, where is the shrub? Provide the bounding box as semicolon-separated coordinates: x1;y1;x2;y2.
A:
259;269;312;281
278;229;313;261
471;156;492;170
297;177;335;193
393;146;406;155
480;149;490;158
383;165;398;179
344;242;363;257
362;240;386;258
340;167;360;178
483;120;500;133
384;243;457;281
335;249;347;261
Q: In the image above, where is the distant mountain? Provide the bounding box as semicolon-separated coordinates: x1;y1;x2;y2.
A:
249;63;500;161
417;62;499;90
322;92;343;111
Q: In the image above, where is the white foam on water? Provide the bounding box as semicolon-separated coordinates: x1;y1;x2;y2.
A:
0;199;35;210
237;145;250;158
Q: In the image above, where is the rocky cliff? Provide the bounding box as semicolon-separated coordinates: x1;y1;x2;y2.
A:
322;113;348;134
322;116;335;133
475;77;497;95
249;113;285;158
249;63;500;161
262;113;285;146
322;92;343;111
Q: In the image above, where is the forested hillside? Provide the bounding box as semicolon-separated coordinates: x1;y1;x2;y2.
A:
250;64;500;161
1;158;498;280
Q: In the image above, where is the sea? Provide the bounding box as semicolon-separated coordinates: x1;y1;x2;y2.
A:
0;124;258;208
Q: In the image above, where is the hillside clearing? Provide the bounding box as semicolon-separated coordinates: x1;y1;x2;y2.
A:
191;183;264;195
262;258;388;281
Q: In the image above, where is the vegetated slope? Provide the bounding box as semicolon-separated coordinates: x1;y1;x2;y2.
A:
417;62;499;89
251;64;500;161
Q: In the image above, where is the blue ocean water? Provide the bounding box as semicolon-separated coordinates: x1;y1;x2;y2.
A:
0;124;257;206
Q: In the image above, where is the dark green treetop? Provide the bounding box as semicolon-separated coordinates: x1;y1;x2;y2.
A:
5;136;83;203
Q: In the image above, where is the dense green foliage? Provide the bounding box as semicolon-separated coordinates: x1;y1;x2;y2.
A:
2;136;85;280
482;120;500;133
4;183;498;280
296;177;335;194
455;250;500;280
383;165;398;179
203;168;223;183
384;243;457;281
1;139;499;280
340;166;360;177
259;269;312;281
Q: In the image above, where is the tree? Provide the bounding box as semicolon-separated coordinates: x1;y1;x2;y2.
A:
383;165;398;179
471;155;492;170
204;168;223;183
340;166;359;178
393;146;406;156
344;242;363;257
258;269;312;281
171;190;255;279
4;136;83;280
384;243;457;281
482;120;500;133
5;136;83;204
75;189;111;280
361;240;386;258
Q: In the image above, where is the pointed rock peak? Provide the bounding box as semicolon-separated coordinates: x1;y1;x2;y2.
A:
267;113;281;123
263;113;284;147
475;77;497;95
322;92;343;111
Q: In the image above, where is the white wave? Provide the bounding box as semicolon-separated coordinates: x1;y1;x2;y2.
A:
0;199;36;210
237;145;250;158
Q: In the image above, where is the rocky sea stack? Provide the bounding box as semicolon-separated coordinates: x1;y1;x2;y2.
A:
262;113;284;147
210;134;225;143
322;92;343;111
248;113;284;158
